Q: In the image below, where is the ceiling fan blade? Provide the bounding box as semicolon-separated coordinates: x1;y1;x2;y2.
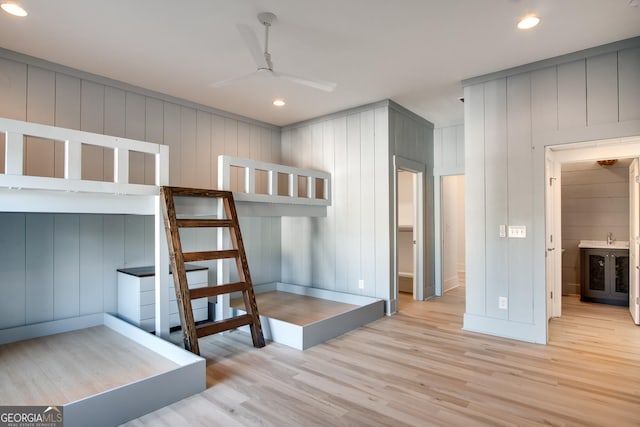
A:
236;23;267;69
273;71;337;92
210;70;262;88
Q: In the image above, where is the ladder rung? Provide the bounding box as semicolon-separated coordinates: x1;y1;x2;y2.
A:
167;187;232;198
176;219;234;228
183;249;239;262
190;282;248;299
196;314;253;338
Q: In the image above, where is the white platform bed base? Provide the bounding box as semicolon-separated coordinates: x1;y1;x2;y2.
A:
231;283;385;350
0;313;205;427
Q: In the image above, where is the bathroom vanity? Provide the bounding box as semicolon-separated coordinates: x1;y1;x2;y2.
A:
579;240;629;306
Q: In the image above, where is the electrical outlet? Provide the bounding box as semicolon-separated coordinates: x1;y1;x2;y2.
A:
499;296;508;310
358;279;364;289
499;224;506;238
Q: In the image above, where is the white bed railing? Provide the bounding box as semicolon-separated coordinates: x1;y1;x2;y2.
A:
1;117;169;195
218;155;331;206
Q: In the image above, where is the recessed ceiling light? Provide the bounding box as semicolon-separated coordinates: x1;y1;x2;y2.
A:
1;2;28;17
517;14;540;30
273;99;285;107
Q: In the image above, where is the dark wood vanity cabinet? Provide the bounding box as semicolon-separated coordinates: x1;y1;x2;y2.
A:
580;248;629;306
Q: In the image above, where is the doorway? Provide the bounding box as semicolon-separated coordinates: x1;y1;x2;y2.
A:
545;135;640;326
393;156;425;314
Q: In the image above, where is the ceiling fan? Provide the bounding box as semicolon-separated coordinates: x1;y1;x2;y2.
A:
211;12;337;92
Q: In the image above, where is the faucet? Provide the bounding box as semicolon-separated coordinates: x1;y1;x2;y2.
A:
607;232;614;245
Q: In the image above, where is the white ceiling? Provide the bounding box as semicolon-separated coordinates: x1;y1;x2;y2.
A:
1;0;639;127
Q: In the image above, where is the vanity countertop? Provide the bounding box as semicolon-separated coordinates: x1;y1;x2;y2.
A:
578;240;629;249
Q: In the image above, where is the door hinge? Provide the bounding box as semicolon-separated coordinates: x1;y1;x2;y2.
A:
550;291;553;299
549;177;556;186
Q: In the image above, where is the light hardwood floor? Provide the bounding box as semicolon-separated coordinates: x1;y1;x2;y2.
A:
0;326;177;406
123;287;640;426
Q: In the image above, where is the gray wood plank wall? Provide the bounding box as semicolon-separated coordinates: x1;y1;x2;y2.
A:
0;52;281;329
280;102;433;308
463;42;640;343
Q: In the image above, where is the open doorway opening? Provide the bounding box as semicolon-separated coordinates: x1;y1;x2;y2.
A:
397;170;416;307
545;135;640;331
393;155;425;314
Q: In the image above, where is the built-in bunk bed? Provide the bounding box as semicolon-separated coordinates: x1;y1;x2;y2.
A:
216;156;384;350
0;118;204;427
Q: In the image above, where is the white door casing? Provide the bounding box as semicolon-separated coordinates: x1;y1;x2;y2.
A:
629;159;640;324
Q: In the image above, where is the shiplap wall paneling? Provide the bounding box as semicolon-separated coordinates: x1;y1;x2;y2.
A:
196;111;212;189
464;84;486;316
0;58;27;174
79;215;104;315
374;107;390;300
80;80;105;181
125;92;146;185
587;53;619;126
0;214;26;328
25;214;53;324
360;110;376;296
144;98;164;185
347;113;362;294
483;79;508;320
333;116;348;292
619;47;640;123
163;102;181;186
55;73;81;177
25;66;55;178
104;86;127;183
557;60;587;130
102;215;125;314
320;120;336;290
53;215;80;319
506;74;534;324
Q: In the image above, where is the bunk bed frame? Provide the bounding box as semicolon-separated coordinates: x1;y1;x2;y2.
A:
0;117;204;427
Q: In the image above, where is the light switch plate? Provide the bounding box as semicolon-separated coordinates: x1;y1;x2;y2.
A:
499;224;506;238
508;225;526;238
499;296;508;310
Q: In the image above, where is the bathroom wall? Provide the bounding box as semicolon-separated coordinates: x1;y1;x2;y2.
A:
561;159;630;295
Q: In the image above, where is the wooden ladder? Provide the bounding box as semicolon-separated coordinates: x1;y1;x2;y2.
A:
160;186;265;355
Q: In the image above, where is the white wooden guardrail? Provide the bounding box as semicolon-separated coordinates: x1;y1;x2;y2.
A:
218;155;331;206
1;117;169;195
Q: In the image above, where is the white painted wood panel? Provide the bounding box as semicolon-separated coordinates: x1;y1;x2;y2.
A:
79;215;104;315
55;73;81;178
124;215;146;268
322;120;336;290
224;118;238;191
0;214;26;328
104;86;126;183
483;79;508;320
374;107;390;301
80;80;105;181
144;98;163;185
0;58;26;173
464;84;486;316
53;214;80;319
360;110;376;295
163;102;181;186
618;47;640;123
237;122;250;193
347;113;362;294
180;107;197;188
506;73;534;324
531;67;558;133
586;53;619;126
25;66;55;178
557;60;587;130
211;115;225;189
102;215;125;314
125;92;146;185
333;116;348;293
25;214;53;324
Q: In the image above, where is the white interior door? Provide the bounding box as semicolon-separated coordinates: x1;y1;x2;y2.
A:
545;150;562;319
629;159;640;324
